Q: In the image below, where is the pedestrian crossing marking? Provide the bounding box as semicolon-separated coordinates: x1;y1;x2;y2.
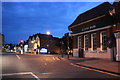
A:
16;55;21;59
53;57;60;61
56;57;60;60
53;57;56;60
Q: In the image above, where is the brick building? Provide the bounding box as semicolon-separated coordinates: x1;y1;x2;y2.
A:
28;33;61;54
112;1;120;61
68;2;120;61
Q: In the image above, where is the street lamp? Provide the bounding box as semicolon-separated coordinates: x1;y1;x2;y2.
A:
20;40;24;54
20;40;23;43
66;32;70;59
46;31;50;51
31;40;34;43
46;31;50;35
61;41;64;57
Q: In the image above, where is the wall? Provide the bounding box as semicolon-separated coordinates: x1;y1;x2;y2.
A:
72;26;112;60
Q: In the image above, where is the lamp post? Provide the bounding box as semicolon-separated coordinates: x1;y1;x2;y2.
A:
66;32;70;59
46;31;50;52
61;41;64;57
20;40;24;54
31;40;35;54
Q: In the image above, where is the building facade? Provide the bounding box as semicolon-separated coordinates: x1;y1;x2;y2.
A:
28;33;61;54
112;1;120;61
60;33;73;55
0;33;4;53
68;2;120;61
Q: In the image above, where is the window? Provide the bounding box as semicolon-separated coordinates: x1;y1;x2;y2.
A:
78;36;81;49
84;35;89;51
101;31;107;51
91;33;97;51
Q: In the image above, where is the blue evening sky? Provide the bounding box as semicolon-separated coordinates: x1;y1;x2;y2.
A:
3;2;107;44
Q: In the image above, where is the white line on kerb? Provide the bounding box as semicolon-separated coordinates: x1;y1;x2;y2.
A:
70;63;120;77
16;55;21;59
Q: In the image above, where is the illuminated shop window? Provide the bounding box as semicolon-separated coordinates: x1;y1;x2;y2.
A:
78;36;81;49
91;33;97;51
101;31;107;51
84;34;89;51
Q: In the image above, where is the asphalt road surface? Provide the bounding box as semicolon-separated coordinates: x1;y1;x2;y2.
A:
1;53;120;80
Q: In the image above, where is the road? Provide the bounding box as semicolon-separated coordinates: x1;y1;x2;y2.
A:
1;53;120;80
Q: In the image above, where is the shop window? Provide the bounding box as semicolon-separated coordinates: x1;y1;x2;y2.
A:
100;31;107;51
84;35;89;51
78;36;81;49
91;33;97;51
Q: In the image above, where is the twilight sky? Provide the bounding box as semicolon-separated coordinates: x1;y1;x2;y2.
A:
2;2;106;44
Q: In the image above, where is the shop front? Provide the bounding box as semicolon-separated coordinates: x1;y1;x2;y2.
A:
68;2;116;60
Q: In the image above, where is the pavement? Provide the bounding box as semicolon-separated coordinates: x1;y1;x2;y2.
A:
58;54;120;74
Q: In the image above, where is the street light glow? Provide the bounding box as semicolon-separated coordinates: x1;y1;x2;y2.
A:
46;31;50;35
31;41;34;43
20;40;24;43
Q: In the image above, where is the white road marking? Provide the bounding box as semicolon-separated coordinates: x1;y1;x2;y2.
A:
1;72;40;80
53;57;55;60
44;63;47;65
30;72;40;80
70;63;120;77
1;72;31;76
16;55;21;59
56;57;60;60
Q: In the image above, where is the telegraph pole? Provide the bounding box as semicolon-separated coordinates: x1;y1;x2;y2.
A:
20;40;24;54
67;32;70;59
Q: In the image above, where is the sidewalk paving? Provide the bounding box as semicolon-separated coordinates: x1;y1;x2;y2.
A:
58;55;120;74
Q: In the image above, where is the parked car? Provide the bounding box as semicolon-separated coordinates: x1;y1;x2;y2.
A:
49;51;58;54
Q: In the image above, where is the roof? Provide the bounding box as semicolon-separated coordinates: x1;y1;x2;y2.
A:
28;33;60;41
28;36;33;40
38;34;53;40
33;33;55;39
68;2;113;28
